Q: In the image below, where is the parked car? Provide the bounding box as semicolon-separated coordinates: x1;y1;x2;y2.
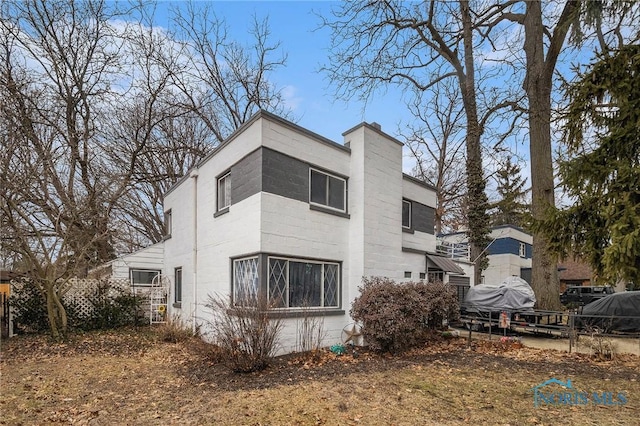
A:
560;285;614;306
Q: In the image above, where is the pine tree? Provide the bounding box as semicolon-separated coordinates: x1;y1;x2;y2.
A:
537;45;640;284
490;157;529;227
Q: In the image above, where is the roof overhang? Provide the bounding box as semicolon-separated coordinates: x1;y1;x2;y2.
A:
426;254;465;275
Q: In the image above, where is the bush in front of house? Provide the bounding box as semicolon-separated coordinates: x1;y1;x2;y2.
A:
76;280;145;330
10;277;144;333
351;277;460;353
206;293;283;373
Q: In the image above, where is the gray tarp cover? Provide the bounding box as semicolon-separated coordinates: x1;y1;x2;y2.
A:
580;291;640;332
462;276;536;312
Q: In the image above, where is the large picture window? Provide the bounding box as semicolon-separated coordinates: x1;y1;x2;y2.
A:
130;269;161;286
268;257;339;308
217;172;231;211
310;169;346;212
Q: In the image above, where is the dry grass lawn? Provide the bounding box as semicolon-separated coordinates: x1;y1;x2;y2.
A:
1;327;639;425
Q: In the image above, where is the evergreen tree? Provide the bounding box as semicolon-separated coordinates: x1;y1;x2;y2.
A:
490;158;529;227
538;45;640;284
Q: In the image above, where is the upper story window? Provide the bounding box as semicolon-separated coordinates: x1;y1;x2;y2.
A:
310;169;346;212
163;210;172;238
130;269;161;286
402;200;412;229
217;172;231;211
519;242;526;257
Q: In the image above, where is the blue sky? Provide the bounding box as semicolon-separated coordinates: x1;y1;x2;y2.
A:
154;1;409;144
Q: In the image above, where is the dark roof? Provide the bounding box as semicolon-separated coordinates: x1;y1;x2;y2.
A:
0;270;23;283
558;259;593;281
426;254;465;275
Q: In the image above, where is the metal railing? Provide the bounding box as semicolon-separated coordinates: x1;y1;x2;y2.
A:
456;309;640;354
436;240;470;259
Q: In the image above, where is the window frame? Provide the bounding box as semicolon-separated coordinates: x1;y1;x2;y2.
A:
174;267;182;304
163;209;172;239
217;171;231;211
129;268;161;287
267;256;340;310
519;242;526;258
232;256;260;306
402;199;412;229
309;168;347;213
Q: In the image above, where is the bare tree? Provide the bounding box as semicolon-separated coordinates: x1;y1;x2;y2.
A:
323;0;637;307
401;81;467;234
167;2;291;143
0;0;148;338
111;3;292;246
481;0;639;309
322;1;523;284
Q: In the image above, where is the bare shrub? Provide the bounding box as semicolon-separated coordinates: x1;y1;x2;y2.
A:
296;302;327;355
351;277;460;353
206;293;283;373
157;314;197;343
579;328;617;360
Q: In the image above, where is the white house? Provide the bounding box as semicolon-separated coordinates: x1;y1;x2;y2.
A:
439;224;533;286
162;110;467;353
89;242;164;287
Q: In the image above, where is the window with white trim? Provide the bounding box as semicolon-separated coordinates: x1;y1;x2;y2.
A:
268;257;339;308
233;256;259;305
519;242;526;258
310;169;346;212
130;269;161;286
174;267;182;304
402;200;411;229
217;172;231;211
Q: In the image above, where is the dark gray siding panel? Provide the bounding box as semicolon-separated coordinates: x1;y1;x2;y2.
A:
231;149;262;204
488;237;532;258
412;201;435;234
262;148;309;202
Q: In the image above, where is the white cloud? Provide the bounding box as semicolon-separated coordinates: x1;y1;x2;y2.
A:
281;85;303;111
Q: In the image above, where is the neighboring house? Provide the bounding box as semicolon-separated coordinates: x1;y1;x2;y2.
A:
0;270;20;297
1;270;20;338
162;110;467;353
89;242;164;288
439;224;532;286
557;259;593;292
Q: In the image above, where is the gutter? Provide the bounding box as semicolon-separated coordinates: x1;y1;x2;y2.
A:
190;169;199;334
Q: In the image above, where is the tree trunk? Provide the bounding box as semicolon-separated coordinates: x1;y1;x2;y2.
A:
44;279;67;341
460;0;490;286
45;283;62;340
524;0;561;310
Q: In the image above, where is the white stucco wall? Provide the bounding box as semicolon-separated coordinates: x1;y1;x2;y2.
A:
163;114;445;353
483;253;531;285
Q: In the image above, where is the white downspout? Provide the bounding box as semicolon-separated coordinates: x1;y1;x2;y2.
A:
190;169;199;333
